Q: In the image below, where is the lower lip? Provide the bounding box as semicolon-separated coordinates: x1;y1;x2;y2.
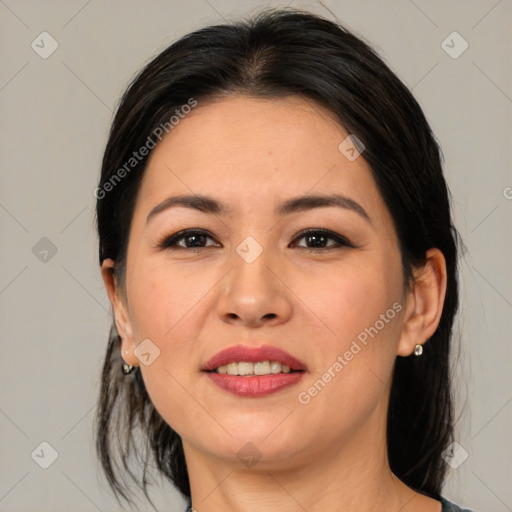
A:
205;371;306;397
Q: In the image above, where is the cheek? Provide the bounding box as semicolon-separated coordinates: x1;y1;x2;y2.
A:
127;260;214;342
292;255;404;411
127;266;213;432
295;257;403;352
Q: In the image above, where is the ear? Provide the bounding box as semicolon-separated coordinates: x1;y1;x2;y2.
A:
397;248;448;357
101;258;139;367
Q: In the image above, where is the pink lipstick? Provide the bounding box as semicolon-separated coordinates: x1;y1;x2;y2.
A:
202;344;307;397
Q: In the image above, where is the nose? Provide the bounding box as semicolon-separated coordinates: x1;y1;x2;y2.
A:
216;243;293;328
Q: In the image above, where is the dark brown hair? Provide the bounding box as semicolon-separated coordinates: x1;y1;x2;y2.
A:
94;7;460;509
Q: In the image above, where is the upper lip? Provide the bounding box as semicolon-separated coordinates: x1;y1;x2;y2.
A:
202;344;308;372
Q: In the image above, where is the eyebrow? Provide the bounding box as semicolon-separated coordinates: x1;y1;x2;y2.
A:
146;193;371;225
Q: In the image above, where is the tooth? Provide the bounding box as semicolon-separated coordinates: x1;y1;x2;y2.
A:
226;362;238;375
254;361;270;375
269;361;282;374
238;362;254;375
216;361;294;375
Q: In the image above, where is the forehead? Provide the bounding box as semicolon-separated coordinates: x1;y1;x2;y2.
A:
134;95;384;220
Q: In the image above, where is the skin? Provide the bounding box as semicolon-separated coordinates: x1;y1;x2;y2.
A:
102;95;447;512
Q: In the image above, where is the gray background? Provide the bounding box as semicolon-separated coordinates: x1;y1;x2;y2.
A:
1;0;511;511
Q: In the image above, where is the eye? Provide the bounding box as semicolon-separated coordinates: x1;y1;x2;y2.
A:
291;229;354;250
156;228;354;252
157;229;221;251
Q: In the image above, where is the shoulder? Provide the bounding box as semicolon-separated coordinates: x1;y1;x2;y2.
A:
439;494;475;512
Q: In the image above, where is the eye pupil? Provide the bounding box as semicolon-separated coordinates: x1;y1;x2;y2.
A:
306;234;327;247
186;234;206;247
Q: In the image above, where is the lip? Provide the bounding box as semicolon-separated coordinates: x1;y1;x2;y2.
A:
205;372;305;397
202;344;308;372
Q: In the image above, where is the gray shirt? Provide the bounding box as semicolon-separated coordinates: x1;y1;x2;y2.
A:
439;495;475;511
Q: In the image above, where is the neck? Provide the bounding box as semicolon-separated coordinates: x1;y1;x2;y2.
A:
183;410;420;512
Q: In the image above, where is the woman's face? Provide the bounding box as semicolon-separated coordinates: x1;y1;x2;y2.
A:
105;95;418;468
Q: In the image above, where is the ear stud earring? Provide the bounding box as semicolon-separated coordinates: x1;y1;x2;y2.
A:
414;344;423;356
122;350;135;374
122;362;135;374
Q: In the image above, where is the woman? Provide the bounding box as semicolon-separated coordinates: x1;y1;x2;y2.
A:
94;8;473;512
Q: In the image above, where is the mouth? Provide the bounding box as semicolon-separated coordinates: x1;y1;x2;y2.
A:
201;344;307;397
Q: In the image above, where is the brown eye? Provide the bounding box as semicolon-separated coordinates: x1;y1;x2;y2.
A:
158;229;220;250
291;229;354;250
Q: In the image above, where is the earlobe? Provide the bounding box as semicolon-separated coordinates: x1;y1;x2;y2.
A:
397;248;447;357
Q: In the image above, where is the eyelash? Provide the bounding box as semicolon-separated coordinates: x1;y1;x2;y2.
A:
156;228;354;252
